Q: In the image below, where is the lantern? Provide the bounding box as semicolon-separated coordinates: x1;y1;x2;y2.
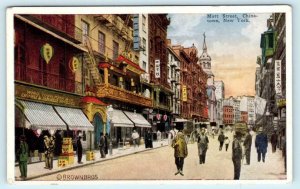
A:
40;43;54;64
69;56;80;73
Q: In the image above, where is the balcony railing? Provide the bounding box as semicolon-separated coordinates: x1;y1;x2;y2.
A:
23;15;83;44
15;66;83;95
96;84;152;107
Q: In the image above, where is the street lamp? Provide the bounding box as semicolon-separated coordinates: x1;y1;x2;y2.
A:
107;105;114;155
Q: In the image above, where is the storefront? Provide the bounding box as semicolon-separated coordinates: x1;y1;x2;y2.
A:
15;83;94;163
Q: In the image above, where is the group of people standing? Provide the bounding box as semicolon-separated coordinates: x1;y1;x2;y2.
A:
171;126;275;180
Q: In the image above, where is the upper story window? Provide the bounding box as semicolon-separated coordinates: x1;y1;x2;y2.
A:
113;41;119;60
98;31;105;55
81;20;89;45
142;61;147;71
142;15;146;32
142;38;146;54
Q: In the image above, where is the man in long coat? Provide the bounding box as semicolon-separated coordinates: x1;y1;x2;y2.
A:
255;127;268;162
197;128;209;164
99;133;106;158
243;130;252;165
218;131;225;151
232;132;243;180
172;131;188;176
270;131;278;153
17;135;29;180
76;136;83;164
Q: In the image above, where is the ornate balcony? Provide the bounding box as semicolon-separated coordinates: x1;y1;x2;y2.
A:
96;84;152;107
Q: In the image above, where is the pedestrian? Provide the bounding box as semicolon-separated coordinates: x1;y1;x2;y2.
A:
255;127;268;163
232;132;243;180
224;136;230;151
131;130;140;148
218;131;225;151
171;131;188;176
145;130;153;148
44;135;55;170
76;135;83;164
197;128;209;164
99;133;106;158
271;131;278;153
104;133;109;156
243;130;252;165
17;135;29;180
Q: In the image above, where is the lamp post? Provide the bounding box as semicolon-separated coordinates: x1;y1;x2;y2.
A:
107;105;114;155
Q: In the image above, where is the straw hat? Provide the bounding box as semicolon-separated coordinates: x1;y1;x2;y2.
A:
258;127;263;132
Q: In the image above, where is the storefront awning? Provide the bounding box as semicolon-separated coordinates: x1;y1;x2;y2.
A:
111;110;134;128
123;111;151;128
19;100;66;130
54;106;94;131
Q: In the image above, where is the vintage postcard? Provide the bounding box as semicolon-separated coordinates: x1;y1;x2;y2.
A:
6;5;292;184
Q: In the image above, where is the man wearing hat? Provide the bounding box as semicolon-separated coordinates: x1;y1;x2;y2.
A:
197;127;209;164
17;135;28;180
255;127;268;162
232;131;243;180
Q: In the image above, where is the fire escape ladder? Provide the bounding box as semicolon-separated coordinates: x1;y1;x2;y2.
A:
83;35;102;85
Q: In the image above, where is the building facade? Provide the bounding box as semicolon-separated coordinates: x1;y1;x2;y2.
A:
171;44;208;131
273;13;286;147
223;106;234;125
14;14;95;161
167;41;181;123
148;14;172;132
199;33;217;125
241;111;248;123
214;81;225;101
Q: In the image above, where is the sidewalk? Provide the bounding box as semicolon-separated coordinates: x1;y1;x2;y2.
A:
15;140;170;181
240;133;287;180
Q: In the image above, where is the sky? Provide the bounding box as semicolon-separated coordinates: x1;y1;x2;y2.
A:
167;13;271;98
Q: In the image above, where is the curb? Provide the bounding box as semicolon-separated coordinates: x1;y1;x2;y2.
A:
23;143;170;181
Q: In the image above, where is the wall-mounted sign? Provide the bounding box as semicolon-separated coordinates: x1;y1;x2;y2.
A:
155;59;160;78
40;43;54;64
15;83;80;107
274;60;282;96
182;85;187;101
69;57;80;73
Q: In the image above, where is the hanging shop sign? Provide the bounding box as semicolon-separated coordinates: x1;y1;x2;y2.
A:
69;56;80;73
40;43;54;64
182;85;187;102
276;98;286;108
155;59;161;78
274;60;282;96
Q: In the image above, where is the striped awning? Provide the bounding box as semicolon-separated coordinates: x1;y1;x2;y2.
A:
19;100;66;130
111;110;134;128
54;106;94;131
124;111;151;128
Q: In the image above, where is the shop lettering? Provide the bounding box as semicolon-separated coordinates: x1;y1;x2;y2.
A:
16;84;78;107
